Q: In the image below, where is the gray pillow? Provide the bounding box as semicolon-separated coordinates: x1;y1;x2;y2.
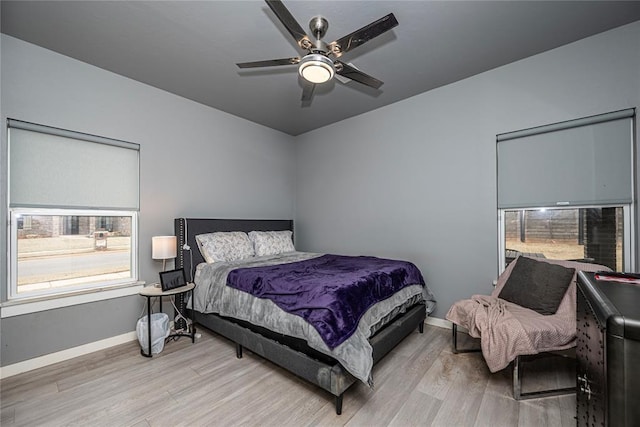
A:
498;257;575;315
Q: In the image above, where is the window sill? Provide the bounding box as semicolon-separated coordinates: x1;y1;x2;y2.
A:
0;282;145;318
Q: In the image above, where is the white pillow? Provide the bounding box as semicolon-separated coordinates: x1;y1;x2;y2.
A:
195;231;255;263
248;230;295;257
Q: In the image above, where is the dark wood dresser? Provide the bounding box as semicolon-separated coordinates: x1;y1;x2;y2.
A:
576;271;640;427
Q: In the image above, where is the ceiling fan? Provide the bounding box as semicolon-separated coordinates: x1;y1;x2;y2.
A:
237;0;398;101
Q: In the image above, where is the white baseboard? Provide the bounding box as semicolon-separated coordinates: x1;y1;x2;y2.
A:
0;331;137;379
425;316;453;329
1;317;451;379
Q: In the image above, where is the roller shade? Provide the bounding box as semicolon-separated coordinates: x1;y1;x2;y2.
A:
8;119;139;210
497;109;634;209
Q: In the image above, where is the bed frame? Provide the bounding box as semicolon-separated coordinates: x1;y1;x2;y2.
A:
174;218;426;414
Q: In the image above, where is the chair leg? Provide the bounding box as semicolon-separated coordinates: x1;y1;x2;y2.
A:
451;323;481;354
512;354;576;400
513;355;522;400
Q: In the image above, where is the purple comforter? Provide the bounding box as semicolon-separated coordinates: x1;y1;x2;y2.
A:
226;254;425;349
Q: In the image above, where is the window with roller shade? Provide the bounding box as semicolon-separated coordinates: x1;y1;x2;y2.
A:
7;119;139;300
497;109;635;272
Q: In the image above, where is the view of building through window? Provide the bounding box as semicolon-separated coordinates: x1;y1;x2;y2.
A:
504;207;624;271
15;214;132;295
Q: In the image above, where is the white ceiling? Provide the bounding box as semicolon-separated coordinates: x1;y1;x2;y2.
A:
2;1;640;136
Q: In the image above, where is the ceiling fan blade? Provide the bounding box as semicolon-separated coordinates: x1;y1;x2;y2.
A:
301;82;315;102
265;0;313;50
328;13;398;58
237;57;300;68
335;61;383;89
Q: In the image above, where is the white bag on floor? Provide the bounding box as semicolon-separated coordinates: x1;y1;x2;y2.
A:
136;313;170;355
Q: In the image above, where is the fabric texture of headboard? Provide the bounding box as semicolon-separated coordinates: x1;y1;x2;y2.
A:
174;218;294;281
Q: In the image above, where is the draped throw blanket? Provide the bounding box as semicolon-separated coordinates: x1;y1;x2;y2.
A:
446;295;549;372
227;254;426;349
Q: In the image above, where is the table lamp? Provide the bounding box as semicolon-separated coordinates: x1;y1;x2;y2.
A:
152;235;177;271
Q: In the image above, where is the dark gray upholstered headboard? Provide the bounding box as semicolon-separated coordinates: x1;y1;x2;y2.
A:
174;218;294;280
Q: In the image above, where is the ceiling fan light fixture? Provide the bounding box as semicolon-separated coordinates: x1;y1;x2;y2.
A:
298;54;335;84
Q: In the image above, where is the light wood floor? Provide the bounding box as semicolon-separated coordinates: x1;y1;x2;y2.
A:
1;324;576;426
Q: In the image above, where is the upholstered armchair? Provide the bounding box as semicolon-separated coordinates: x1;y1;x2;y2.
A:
446;256;610;400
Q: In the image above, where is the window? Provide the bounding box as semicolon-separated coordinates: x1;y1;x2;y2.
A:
500;207;629;272
7;119;139;301
497;109;635;273
9;209;137;298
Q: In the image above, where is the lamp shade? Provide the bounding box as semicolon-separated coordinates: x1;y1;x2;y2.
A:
152;236;177;260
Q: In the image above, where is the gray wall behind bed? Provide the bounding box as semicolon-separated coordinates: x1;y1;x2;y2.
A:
0;34;296;366
2;21;639;369
293;22;640;319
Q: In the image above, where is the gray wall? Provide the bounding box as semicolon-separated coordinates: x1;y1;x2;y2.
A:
2;20;639;367
294;21;640;318
0;35;295;366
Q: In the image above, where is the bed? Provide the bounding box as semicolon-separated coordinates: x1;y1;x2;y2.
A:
175;218;436;414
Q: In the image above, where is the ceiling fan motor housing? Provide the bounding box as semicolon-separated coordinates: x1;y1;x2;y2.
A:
309;16;328;39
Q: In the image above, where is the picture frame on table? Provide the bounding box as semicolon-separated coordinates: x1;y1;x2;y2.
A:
159;268;187;291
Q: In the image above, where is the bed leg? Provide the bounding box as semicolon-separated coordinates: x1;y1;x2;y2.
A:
335;393;343;415
418;321;424;334
236;343;243;359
